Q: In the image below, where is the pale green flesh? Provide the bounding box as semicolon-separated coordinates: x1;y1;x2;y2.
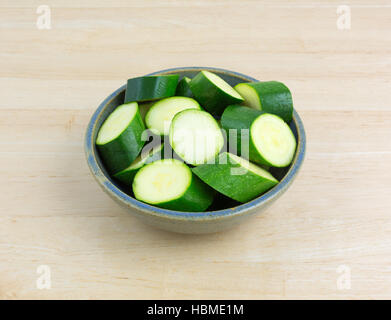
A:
251;114;296;167
234;83;261;110
145;97;200;135
170;109;224;165
227;153;278;182
96;102;138;145
133;159;191;204
203;71;243;100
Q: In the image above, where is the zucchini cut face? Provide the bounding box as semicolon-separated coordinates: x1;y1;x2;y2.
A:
189;71;243;116
251;113;296;167
145;97;200;136
169;109;224;165
134;159;191;204
96;102;146;174
203;71;243;101
234;83;261;109
133;159;214;211
96;103;138;145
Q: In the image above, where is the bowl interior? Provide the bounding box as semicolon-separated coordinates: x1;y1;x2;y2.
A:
90;67;301;212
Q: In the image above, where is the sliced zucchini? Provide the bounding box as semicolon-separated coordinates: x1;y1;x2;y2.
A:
189;71;243;116
124;75;179;103
234;81;293;122
138;101;155;123
113;143;163;185
192;152;278;203
133;159;214;212
175;77;194;98
96;102;145;174
221;105;296;167
169;109;224;165
145;97;200;136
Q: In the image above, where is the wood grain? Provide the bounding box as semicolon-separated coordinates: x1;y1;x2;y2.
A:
0;0;390;299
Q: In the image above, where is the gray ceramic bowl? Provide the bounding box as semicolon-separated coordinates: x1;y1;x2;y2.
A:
85;67;306;234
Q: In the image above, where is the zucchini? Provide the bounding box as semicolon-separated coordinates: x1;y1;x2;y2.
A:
124;75;179;103
96;102;145;174
189;71;244;116
234;81;293;122
113;142;163;185
192;152;278;203
169;109;224;165
145;96;200;136
133;159;214;212
221;105;296;167
175;77;194;98
138;101;155;123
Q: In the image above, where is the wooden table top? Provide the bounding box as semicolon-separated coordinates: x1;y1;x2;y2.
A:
1;0;390;299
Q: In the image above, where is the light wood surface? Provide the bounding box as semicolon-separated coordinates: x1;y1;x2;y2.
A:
1;0;390;299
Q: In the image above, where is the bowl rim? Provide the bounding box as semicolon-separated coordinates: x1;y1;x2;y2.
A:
85;66;306;221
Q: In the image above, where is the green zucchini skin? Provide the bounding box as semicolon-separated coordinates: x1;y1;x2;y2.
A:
113;143;164;185
96;106;146;175
221;104;263;130
235;81;293;122
221;105;296;167
221;105;263;163
175;77;194;98
192;153;278;203
189;71;244;116
156;174;214;212
124;75;179;103
138;101;155;123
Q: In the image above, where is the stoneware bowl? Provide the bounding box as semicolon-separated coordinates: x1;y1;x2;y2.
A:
85;67;306;234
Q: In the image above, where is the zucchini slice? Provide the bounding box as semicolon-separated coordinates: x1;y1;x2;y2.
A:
192;152;278;203
133;159;214;212
175;77;194;98
234;81;293;122
145;97;201;136
221;105;296;167
189;71;244;116
138;101;155;123
124;75;179;103
169;109;224;165
113;143;163;185
96;102;146;174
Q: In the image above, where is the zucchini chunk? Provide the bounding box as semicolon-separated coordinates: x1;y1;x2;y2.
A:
189;71;243;116
169;109;224;165
96;102;146;174
138;101;155;123
175;77;194;98
125;75;179;103
192;152;278;203
113;143;164;185
145;96;200;136
133;159;214;212
221;105;296;167
234;81;293;122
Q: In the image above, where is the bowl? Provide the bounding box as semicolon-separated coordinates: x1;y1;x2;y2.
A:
85;67;306;234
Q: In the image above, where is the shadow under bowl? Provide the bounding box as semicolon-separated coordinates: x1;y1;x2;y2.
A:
85;67;306;234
